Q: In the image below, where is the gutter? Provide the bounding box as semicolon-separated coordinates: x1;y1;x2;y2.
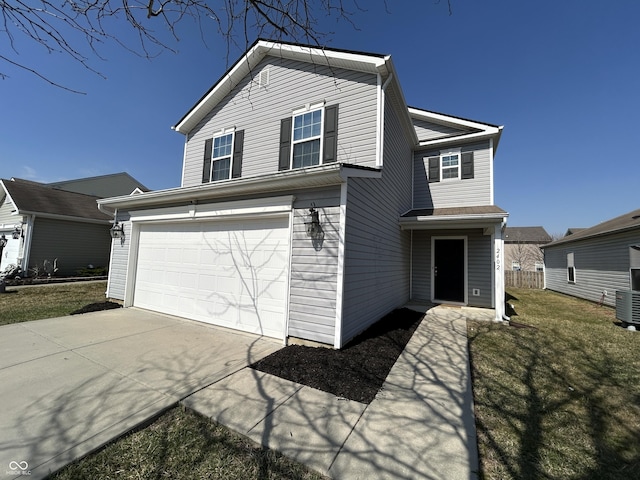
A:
97;164;381;211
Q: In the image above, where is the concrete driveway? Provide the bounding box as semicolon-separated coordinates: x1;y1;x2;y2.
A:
0;308;281;480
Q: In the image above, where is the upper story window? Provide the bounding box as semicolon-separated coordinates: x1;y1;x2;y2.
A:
211;133;233;181
202;129;244;183
279;104;338;171
427;149;474;183
441;152;460;180
292;109;322;168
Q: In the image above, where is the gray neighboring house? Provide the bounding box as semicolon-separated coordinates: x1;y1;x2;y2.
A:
504;226;551;272
0;174;148;276
98;40;509;349
542;208;640;307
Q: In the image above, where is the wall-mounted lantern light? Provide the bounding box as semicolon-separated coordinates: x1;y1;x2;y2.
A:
11;223;23;240
0;234;7;248
110;222;125;239
305;206;322;238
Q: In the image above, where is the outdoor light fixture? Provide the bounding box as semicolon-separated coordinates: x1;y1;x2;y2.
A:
0;234;6;248
110;222;125;239
11;224;23;240
305;205;322;238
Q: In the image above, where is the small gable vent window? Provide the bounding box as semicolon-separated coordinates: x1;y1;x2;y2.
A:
258;68;270;87
202;129;244;183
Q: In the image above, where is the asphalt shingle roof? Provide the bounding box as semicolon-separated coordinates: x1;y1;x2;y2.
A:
2;179;111;222
504;226;552;243
543;208;640;248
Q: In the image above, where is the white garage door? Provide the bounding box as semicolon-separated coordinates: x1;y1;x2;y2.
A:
133;217;289;338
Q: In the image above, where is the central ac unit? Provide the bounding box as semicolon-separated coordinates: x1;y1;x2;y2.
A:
615;290;640;325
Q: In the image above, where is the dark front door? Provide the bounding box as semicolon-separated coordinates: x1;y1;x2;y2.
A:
434;238;465;303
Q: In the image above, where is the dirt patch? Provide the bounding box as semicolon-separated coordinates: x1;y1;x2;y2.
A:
251;308;424;404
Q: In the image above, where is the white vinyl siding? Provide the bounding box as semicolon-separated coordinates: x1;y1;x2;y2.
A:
544;228;640;307
106;212;131;301
288;188;341;344
413;141;492;209
181;57;378;187
340;95;412;345
411;229;493;308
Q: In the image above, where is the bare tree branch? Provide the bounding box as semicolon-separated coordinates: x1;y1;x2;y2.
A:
0;1;450;92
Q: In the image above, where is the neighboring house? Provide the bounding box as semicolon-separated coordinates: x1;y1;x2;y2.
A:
504;226;551;272
97;40;508;349
542;208;640;307
0;174;148;276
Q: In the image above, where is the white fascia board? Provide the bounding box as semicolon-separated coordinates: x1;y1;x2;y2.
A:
129;195;294;223
10;210;111;225
97;164;380;211
417;128;502;149
399;213;508;230
408;107;501;132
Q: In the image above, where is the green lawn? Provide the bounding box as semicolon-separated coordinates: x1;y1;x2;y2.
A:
0;281;109;325
469;288;640;479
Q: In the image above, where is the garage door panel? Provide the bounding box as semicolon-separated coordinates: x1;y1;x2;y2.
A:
134;218;288;338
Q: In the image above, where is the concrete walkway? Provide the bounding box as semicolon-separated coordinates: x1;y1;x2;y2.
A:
0;305;490;480
0;309;281;480
186;304;491;479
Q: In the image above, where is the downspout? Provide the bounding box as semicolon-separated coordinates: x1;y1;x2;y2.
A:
377;73;394;167
500;218;510;322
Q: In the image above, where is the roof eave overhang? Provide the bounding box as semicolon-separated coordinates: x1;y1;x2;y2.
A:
416;126;504;150
541;224;640;249
173;40;391;135
11;210;111;225
97;164;381;211
399;213;508;230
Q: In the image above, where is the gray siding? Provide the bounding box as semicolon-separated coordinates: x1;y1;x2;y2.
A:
288;188;341;344
411;229;493;308
413;141;493;209
182;57;378;187
544;228;640;307
412;118;471;142
0;194;18;226
29;217;111;276
340;95;412;345
106;211;132;300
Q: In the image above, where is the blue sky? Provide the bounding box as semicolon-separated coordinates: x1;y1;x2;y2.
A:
1;0;638;236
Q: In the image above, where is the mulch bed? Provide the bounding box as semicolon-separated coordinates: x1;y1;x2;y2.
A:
70;301;122;315
251;308;425;404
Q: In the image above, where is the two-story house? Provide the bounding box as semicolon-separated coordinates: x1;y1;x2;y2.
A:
97;40;508;348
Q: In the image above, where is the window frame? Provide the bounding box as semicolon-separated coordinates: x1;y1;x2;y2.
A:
208;129;235;182
290;103;325;170
567;252;576;283
439;148;461;181
511;261;521;271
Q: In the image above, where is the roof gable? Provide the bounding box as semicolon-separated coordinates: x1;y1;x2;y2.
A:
1;179;111;222
173;39;392;135
544;208;640;248
47;172;149;197
409;107;503;150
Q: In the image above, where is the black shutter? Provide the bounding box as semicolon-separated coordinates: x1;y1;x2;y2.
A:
428;156;440;183
461;151;474;179
323;104;338;163
279;117;292;171
202;138;213;183
232;130;244;178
